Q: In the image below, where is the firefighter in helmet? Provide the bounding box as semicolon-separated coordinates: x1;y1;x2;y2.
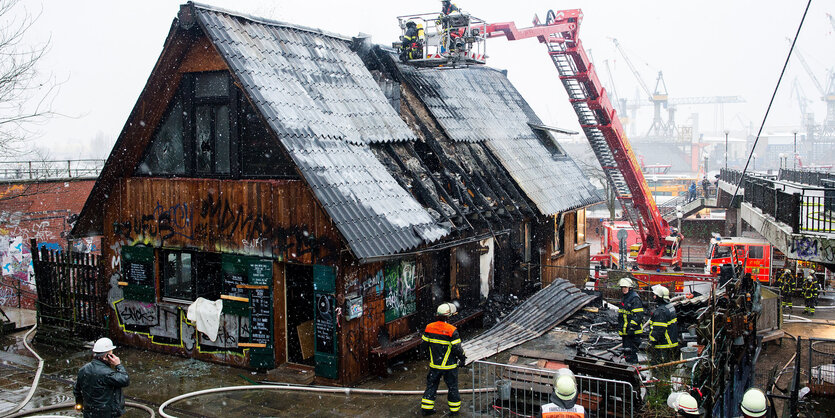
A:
779;269;793;310
803;273;820;316
617;278;644;363
400;21;424;62
420;302;466;415
541;369;585;417
649;285;679;364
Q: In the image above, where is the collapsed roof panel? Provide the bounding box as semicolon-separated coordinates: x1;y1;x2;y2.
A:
193;4;449;260
395;61;602;215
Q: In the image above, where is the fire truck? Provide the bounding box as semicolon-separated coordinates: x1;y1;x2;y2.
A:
591;221;640;269
397;7;717;290
704;237;774;283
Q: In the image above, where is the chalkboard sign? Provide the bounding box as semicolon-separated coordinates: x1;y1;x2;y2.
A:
121;246;154;287
221;255;249;299
250;288;271;346
249;260;272;286
314;293;336;354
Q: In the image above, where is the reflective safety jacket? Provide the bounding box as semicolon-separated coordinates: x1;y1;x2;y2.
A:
541;402;585;417
422;321;466;370
649;302;679;349
804;280;820;299
618;290;644;336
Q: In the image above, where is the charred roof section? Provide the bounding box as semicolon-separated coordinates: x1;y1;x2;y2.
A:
393;60;602;216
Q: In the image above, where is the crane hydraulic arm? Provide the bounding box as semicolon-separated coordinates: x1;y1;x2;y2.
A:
485;10;682;270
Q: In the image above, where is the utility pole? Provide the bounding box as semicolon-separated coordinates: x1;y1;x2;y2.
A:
724;131;729;170
793;131;797;169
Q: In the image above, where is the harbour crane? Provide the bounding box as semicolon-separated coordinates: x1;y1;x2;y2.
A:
792;45;835;128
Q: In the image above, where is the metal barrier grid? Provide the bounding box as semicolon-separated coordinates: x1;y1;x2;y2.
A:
807;337;835;396
471;360;634;417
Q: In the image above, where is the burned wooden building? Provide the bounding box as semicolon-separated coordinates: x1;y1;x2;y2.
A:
68;2;600;385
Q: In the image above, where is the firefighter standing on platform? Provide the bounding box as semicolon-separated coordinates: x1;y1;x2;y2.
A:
803;274;820;316
420;302;467;416
777;269;793;310
618;278;644;363
400;21;423;62
649;285;679;364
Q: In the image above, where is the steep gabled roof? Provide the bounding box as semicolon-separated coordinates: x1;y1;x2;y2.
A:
72;3;449;261
394;62;602;215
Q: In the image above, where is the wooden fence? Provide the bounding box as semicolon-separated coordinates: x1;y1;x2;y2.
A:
31;239;107;340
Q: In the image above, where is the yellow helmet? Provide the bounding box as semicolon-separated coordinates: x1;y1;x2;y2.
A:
740;388;767;417
677;393;699;415
554;374;577;401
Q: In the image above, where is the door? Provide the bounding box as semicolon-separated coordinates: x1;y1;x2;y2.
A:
285;264;315;365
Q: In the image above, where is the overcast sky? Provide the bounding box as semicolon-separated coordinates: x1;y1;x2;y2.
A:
9;0;835;160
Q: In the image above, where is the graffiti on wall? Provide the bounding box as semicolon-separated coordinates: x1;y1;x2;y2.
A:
114;192;336;261
384;260;417;322
789;236;835;263
0;234;33;308
113;298;250;356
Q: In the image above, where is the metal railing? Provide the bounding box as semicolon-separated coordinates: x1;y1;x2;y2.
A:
807;338;835;397
0;159;105;180
470;360;635;417
779;168;834;187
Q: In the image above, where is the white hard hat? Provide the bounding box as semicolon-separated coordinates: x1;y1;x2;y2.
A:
740;388;767;417
554;374;577;401
618;278;633;288
677;393;699;415
652;285;666;299
92;337;116;353
436;302;457;317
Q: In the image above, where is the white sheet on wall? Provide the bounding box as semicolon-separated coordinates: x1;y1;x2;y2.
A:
479;237;494;299
187;297;224;342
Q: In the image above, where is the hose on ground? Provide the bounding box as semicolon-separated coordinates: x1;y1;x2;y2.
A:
158;384;496;418
0;325;43;418
4;401;154;418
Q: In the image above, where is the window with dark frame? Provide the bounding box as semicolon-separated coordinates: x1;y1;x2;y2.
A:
161;250;222;302
553;214;565;256
136;71;295;178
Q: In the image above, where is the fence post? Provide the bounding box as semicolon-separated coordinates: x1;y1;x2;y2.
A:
790;336;801;417
791;193;801;233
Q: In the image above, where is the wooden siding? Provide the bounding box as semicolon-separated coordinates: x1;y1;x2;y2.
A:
538;210;591;287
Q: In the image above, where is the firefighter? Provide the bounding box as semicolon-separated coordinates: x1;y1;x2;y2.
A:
780;269;794;310
649;285;679;364
541;370;585;417
420;302;467;416
400;21;423;62
440;0;459;15
739;388;768;417
618;278;644;364
803;274;820;316
668;392;703;417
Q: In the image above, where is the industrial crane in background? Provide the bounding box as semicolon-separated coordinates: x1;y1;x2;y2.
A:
792;45;835;128
791;76;814;127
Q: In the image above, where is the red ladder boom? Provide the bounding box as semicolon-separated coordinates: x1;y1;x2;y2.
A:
486;10;682;270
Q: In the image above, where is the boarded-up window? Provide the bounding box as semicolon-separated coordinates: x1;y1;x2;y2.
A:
161;250;222;302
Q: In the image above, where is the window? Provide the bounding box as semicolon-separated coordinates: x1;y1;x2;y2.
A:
575;209;586;245
521;222;531;263
161;250;222;302
553;214;565;255
748;245;764;259
713;245;731;259
137;71;296;179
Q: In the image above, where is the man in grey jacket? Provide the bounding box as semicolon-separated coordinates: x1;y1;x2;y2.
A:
74;338;130;417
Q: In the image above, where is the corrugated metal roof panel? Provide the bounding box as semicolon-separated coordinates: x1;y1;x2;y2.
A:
396;62;602;215
193;5;448;260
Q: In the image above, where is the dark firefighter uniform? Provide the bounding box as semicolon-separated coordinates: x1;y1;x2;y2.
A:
780;272;795;313
441;1;459;15
649;301;679;364
400;22;423;62
618;289;644;363
804;277;820;315
777;269;793;309
421;320;466;414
